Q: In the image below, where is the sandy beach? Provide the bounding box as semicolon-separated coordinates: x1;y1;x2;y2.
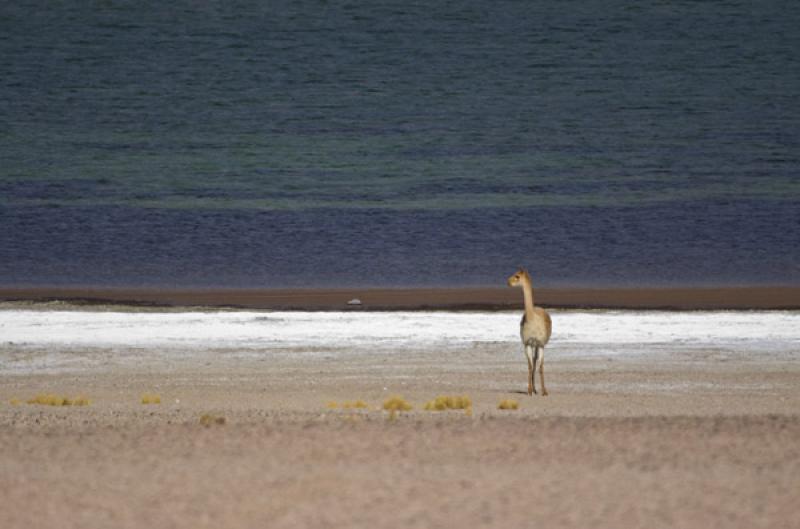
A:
1;304;799;529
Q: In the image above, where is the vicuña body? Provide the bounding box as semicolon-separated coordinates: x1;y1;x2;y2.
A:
507;268;552;396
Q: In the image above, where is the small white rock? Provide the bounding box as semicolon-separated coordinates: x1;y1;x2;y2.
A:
347;298;362;306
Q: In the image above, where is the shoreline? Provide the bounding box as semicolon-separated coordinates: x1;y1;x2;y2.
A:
1;285;799;310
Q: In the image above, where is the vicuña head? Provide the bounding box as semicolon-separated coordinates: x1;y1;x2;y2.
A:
507;267;531;288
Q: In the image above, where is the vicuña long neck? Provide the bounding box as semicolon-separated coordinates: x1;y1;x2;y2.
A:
521;277;536;320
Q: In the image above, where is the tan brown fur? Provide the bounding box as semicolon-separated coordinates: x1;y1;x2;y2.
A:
507;268;552;396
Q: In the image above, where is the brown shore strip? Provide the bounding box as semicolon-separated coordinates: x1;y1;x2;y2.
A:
1;285;798;310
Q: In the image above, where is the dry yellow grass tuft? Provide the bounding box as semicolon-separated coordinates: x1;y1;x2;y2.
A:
9;397;21;406
27;394;68;406
328;400;369;410
423;395;472;412
342;400;368;409
71;396;91;406
382;396;412;419
26;394;90;406
141;394;162;405
382;396;412;412
498;399;519;410
199;414;226;427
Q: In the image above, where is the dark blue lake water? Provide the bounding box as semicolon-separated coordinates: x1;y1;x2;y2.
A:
1;1;798;288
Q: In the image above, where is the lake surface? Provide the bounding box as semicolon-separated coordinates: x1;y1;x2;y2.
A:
2;1;798;288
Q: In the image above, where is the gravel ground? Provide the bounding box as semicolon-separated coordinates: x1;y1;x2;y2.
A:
1;351;799;529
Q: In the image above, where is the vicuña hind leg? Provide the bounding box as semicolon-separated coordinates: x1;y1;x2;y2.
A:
525;344;536;395
532;345;543;397
538;346;548;396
